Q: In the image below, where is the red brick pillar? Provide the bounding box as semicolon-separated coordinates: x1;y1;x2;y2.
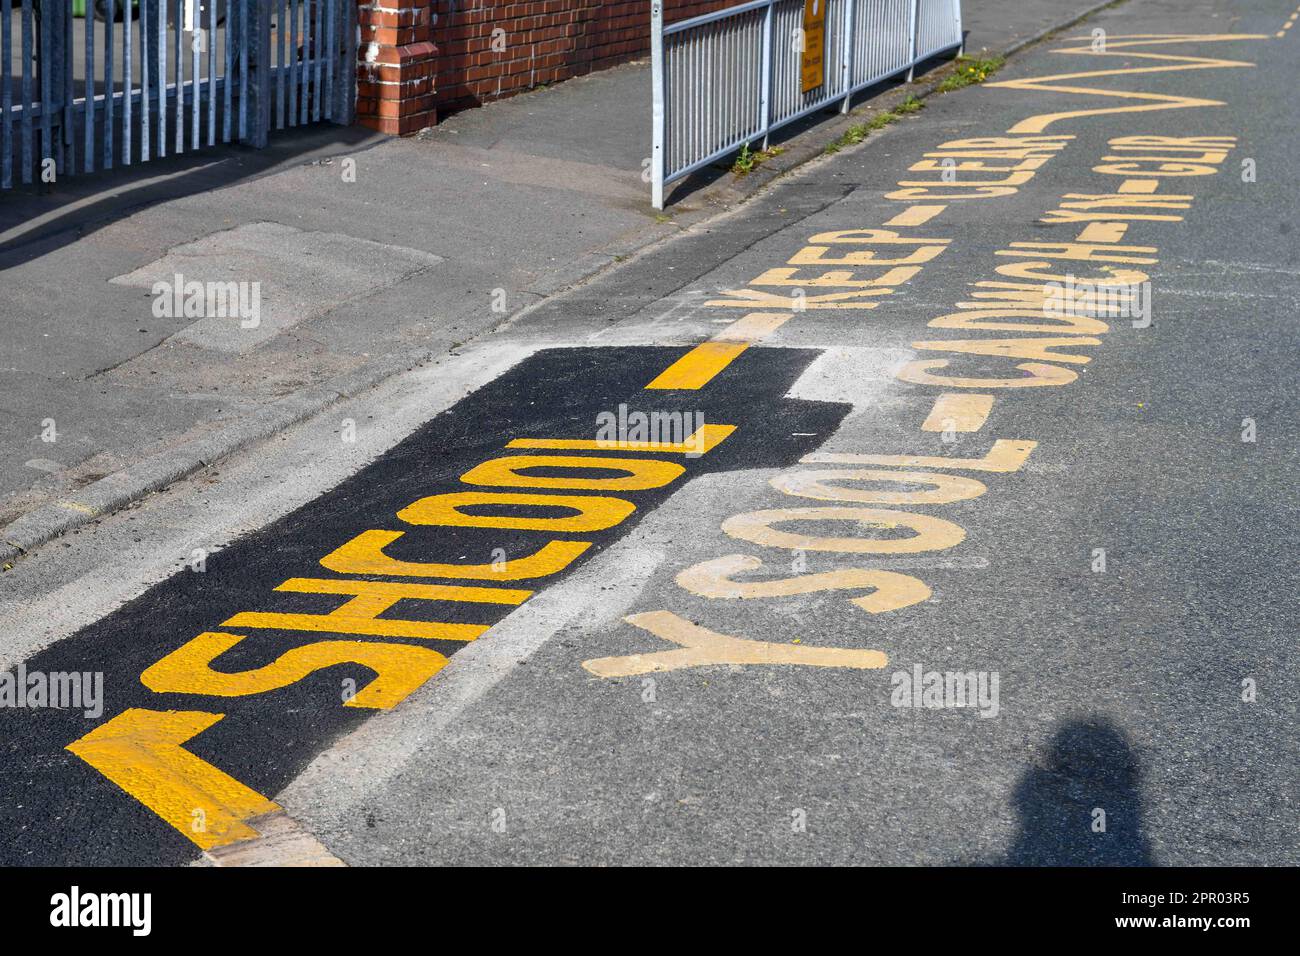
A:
356;2;439;134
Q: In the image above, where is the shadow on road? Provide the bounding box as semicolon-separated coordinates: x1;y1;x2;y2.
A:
0;123;385;269
1003;718;1156;866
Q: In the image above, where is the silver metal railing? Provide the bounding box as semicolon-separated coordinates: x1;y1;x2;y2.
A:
651;0;962;207
914;0;961;61
2;0;356;191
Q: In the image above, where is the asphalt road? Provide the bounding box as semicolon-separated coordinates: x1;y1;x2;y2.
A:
0;0;1296;866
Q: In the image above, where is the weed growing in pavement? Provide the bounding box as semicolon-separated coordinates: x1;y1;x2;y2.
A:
732;143;786;175
937;53;1005;92
893;93;925;114
823;95;925;155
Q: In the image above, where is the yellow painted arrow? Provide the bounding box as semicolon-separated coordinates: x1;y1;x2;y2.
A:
67;708;279;851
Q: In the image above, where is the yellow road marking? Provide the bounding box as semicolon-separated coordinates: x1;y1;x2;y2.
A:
914;335;1101;365
804;438;1037;472
897;357;1079;388
67;708;279;851
997;240;1158;263
581;610;888;677
1118;178;1160;193
675;553;931;613
713;310;795;342
985;35;1269;135
721;506;967;554
884;204;948;226
645;342;750;390
921;393;995;432
56;500;97;515
645;312;792;390
399;490;635;532
223;578;530;642
322;533;592;580
142;632;450;709
772;469;988;505
1075;221;1131;243
508;423;736;455
461;454;684;491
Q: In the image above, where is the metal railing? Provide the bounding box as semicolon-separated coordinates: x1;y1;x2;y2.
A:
651;0;961;207
1;0;355;190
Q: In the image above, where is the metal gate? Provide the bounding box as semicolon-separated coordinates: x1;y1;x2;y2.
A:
651;0;963;208
1;0;356;190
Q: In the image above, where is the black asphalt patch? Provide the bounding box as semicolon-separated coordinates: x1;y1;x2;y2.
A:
0;345;849;865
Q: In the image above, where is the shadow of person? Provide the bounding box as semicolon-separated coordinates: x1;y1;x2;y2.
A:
1004;718;1155;865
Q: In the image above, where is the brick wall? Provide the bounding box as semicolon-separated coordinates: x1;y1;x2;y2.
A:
430;1;734;114
357;3;440;135
356;1;736;134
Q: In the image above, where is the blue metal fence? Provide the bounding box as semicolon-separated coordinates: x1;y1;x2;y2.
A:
651;0;962;208
1;0;355;190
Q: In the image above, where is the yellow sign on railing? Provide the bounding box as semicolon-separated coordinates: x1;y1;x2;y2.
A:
801;0;827;93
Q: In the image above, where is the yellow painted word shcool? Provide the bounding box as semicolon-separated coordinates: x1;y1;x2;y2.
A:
68;423;735;851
